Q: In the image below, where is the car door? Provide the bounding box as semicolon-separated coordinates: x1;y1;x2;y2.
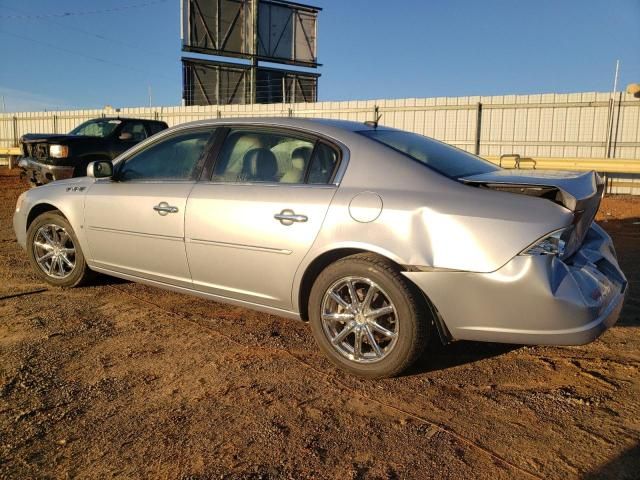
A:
84;128;215;287
185;127;341;310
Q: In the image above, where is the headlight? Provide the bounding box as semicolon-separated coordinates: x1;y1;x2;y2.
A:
15;191;27;212
49;145;69;158
520;228;569;257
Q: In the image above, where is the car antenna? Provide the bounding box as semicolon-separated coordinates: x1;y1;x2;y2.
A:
364;106;382;128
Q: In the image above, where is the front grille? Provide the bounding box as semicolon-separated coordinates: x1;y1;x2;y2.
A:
34;144;48;160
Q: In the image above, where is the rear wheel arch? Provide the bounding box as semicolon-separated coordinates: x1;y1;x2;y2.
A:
298;248;452;344
298;248;406;321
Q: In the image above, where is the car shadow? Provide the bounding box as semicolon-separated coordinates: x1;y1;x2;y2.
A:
89;273;131;287
403;338;521;377
582;441;640;480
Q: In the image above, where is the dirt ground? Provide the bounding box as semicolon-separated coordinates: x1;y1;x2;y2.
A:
0;168;638;480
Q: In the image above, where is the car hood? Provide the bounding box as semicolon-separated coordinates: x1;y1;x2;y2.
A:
460;169;604;258
21;133;93;144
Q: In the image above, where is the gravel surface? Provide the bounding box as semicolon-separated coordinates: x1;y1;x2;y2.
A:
0;168;638;479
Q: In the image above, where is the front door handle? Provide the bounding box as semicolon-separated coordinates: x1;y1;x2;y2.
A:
274;209;308;226
153;202;179;216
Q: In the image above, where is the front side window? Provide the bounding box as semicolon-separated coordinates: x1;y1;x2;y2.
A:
69;119;121;138
212;130;316;184
117;130;212;181
359;129;499;179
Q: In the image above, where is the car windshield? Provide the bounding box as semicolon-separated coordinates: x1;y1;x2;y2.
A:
69;119;121;137
359;129;500;179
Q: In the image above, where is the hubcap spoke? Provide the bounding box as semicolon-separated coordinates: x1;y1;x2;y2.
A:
34;241;53;251
362;284;377;312
353;327;364;360
40;229;55;245
322;312;355;322
332;322;355;345
50;226;60;244
364;325;383;357
37;251;54;263
329;291;352;311
346;280;360;309
60;254;74;268
57;256;65;275
369;321;397;338
366;305;394;319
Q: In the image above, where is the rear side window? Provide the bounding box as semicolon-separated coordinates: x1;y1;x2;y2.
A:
147;122;167;136
120;122;147;142
359;129;499;179
118;130;213;181
212;129;316;184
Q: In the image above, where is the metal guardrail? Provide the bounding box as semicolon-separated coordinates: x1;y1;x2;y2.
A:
0;147;20;156
484;155;640;175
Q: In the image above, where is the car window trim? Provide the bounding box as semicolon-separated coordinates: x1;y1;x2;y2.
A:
199;127;229;182
113;127;216;183
307;139;341;185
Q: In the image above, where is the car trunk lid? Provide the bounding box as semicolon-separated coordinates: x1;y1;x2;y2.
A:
460;169;604;258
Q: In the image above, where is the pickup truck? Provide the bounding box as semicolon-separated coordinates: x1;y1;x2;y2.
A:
19;117;168;186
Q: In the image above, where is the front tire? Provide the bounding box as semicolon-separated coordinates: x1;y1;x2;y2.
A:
309;253;430;378
26;211;92;288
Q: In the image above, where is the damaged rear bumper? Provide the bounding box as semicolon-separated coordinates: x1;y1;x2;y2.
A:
404;223;627;345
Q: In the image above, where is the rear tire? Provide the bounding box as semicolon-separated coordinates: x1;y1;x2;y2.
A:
309;253;430;378
26;211;92;288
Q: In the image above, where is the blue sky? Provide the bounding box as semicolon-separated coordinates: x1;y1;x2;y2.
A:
0;0;638;111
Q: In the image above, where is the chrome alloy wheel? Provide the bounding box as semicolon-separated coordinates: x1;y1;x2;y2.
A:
33;223;76;279
321;276;399;363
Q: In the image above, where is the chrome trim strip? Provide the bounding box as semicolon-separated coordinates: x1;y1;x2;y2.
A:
87;225;183;242
188;237;292;255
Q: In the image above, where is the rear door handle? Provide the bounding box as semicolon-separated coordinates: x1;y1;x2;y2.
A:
274;209;308;225
153;202;179;216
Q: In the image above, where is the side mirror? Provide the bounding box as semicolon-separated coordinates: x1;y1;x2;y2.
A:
87;160;113;178
119;132;133;141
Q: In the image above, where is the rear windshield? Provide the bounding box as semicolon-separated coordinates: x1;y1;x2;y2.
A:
359;129;499;179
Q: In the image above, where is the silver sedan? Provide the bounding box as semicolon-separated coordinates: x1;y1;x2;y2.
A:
13;118;627;377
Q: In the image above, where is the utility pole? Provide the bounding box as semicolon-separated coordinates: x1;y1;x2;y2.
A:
0;95;5;113
148;85;153;107
605;60;620;158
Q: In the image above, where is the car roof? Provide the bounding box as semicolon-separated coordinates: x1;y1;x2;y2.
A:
177;117;385;137
98;117;166;123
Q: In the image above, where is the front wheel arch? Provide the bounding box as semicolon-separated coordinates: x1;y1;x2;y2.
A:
27;203;61;231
